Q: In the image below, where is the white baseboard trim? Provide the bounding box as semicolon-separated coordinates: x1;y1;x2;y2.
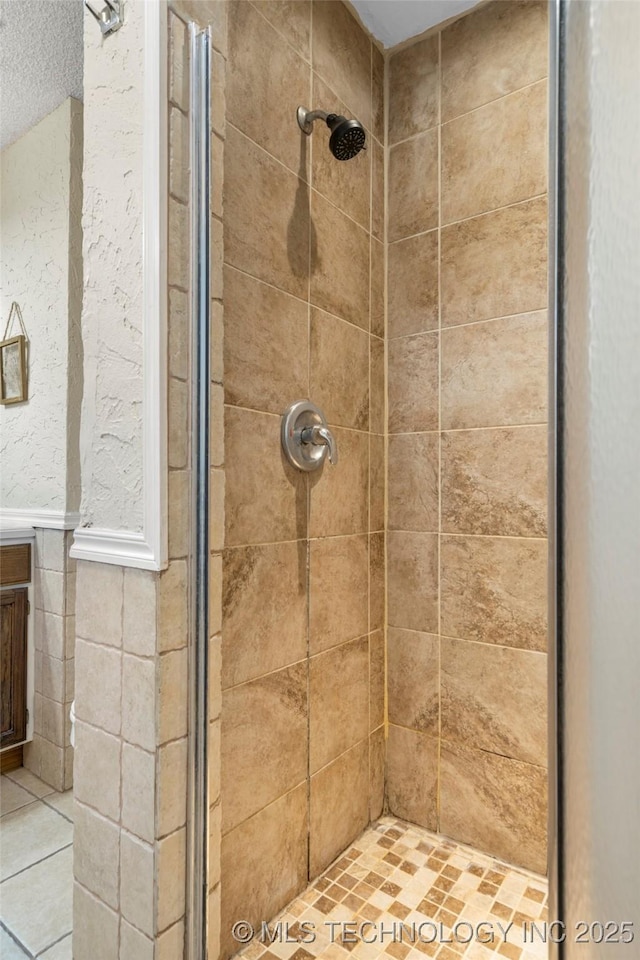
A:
70;527;160;570
0;508;80;531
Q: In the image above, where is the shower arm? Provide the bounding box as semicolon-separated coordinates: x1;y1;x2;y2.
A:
297;107;329;135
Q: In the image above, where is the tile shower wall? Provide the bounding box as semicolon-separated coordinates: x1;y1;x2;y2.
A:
385;0;549;875
24;528;76;791
220;2;385;954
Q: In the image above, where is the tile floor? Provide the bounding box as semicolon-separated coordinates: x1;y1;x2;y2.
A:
0;769;73;959
238;818;548;960
0;778;549;960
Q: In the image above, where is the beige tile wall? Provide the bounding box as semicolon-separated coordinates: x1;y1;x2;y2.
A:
219;1;385;954
25;528;76;791
385;0;549;875
73;561;157;957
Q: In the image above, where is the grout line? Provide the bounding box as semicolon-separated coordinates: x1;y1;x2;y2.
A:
35;931;73;958
116;566;124;955
436;25;443;838
382;6;390;794
442;190;549;230
388;528;548;542
224;261;377;339
388;225;439;249
0;796;40;821
388;422;548;437
388;75;549;151
438;734;549;772
0;921;36;960
41;795;74;825
438;631;548;656
367;36;374;805
223;531;380;552
0;841;73;885
441;421;549;433
224;400;380;436
440;74;550;128
388;305;548;340
311;66;381;148
227;121;373;237
2;773;56;803
387;719;548;772
305;3;313;884
222;630;374;696
388;190;547;246
391;75;547;154
246;0;313;67
434;530;548;543
218;730;370;844
389;623;547;657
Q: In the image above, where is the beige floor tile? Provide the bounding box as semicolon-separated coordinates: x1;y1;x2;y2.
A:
0;777;38;817
0;846;73;955
43;789;74;823
0;801;73;881
233;816;551;960
39;933;73;959
4;768;55;798
0;928;28;958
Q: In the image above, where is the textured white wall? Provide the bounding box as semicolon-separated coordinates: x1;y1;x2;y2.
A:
0;0;83;150
0;98;83;515
562;0;640;951
79;0;145;533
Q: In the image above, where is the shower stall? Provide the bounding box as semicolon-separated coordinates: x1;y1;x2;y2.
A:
171;0;553;955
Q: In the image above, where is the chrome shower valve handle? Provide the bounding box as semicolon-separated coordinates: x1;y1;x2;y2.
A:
281;401;338;472
300;424;338;465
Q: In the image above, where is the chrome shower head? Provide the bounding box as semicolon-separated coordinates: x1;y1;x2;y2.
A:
296;106;366;161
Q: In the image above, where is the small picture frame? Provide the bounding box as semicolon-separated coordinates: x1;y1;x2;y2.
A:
0;334;28;405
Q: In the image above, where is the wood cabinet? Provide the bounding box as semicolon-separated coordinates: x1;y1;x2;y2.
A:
0;542;31;749
1;588;28;748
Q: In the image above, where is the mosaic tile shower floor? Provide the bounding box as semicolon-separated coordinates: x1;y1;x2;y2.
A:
239;818;548;960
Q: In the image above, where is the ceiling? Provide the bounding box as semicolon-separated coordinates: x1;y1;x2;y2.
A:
0;0;481;150
350;0;482;48
0;0;83;151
